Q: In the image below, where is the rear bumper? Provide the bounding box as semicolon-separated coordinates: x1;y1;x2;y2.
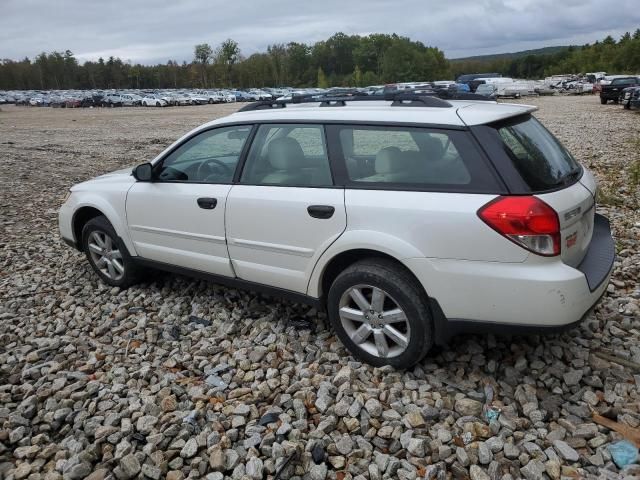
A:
404;214;615;343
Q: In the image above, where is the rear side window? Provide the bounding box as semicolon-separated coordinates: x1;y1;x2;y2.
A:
240;124;333;187
333;125;501;191
494;115;581;190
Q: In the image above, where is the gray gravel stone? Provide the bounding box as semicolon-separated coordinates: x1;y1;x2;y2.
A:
454;398;483;417
469;465;491;480
553;440;580;462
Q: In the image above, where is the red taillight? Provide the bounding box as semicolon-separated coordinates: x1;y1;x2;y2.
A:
478;196;561;256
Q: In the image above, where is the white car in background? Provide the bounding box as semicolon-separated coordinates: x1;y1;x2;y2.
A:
59;93;614;368
187;93;209;105
141;94;169;107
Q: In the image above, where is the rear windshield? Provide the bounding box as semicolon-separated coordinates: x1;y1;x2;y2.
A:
494;115;581;190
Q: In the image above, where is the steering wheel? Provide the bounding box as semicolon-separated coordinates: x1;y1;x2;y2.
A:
196;158;232;181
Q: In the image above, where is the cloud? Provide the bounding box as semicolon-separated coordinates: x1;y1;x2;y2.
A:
1;0;639;63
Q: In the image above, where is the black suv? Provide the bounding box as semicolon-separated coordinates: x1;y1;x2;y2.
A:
600;77;640;104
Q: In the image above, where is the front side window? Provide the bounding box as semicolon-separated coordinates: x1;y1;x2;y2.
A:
157;125;252;183
495;115;580;190
337;125;485;188
240;124;332;187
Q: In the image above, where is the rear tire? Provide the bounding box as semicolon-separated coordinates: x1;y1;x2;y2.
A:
81;216;142;288
624;102;631;110
327;259;433;369
600;97;607;105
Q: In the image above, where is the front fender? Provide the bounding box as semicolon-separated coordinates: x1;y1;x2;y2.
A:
68;191;137;256
306;230;424;298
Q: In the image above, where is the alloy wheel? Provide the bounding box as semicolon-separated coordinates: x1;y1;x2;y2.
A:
338;284;410;358
87;231;124;281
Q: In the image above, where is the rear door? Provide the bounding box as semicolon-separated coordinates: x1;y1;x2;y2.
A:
226;124;346;293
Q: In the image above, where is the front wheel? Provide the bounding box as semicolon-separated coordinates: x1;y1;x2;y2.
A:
327;259;433;368
82;216;141;288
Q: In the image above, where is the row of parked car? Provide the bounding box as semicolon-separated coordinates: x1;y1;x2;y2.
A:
0;88;297;108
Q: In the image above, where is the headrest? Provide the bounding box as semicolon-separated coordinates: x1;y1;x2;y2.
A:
267;137;305;170
415;134;445;160
375;146;402;174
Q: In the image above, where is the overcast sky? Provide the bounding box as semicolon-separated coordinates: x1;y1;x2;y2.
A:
1;0;639;63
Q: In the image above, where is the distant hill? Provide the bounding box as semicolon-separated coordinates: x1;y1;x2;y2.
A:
450;46;571;63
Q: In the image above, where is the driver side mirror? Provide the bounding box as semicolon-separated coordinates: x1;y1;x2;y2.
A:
133;163;153;182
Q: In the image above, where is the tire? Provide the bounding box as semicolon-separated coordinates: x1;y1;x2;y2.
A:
327;259;433;369
613;98;619;104
82;216;142;288
624;102;631;110
156;101;160;107
600;97;607;105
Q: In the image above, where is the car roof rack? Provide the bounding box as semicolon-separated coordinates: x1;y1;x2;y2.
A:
237;90;492;112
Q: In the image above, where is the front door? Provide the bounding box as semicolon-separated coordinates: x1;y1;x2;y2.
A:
126;125;252;276
226;124;346;293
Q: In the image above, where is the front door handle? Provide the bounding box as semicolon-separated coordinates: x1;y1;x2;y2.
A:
197;197;217;209
307;205;335;219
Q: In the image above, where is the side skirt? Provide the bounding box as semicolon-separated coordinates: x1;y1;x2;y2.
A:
133;257;324;309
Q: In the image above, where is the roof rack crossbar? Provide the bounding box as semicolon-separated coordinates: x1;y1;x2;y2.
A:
236;90;494;112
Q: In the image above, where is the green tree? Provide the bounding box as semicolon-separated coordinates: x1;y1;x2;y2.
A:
216;39;241;86
194;43;213;87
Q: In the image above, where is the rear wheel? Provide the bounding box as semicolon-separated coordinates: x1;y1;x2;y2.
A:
82;216;141;288
600;97;607;105
327;259;433;368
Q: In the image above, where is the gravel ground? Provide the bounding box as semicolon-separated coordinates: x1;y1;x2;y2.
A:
1;97;639;480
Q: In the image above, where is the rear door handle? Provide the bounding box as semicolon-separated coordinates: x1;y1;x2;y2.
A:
307;205;335;219
197;197;217;209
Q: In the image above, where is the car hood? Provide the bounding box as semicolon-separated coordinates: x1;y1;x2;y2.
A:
71;167;135;190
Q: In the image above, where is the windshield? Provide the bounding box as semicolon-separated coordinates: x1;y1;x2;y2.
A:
495;115;581;191
612;77;637;85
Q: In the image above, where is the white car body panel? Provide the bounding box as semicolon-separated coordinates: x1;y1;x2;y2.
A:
226;186;346;293
537;180;595;268
59;168;138;255
126;183;234;276
405;254;610;326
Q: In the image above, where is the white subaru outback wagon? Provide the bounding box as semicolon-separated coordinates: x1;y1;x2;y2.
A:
59;94;615;368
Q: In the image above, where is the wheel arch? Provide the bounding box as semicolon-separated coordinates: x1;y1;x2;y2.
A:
308;231;426;299
70;199;137;256
72;206;103;248
317;249;428;303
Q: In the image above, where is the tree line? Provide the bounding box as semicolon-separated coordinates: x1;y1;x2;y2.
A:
0;33;448;90
1;31;639;91
451;30;640;80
